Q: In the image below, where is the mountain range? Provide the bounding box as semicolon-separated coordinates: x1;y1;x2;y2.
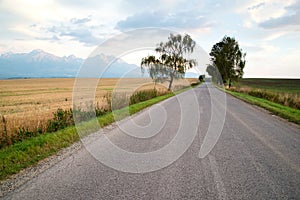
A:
0;49;200;79
0;49;143;79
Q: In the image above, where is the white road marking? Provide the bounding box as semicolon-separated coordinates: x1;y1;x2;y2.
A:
209;155;227;200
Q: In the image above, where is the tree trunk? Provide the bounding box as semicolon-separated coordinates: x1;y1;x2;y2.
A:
168;74;174;91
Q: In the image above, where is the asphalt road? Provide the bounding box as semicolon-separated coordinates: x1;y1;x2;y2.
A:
4;83;300;199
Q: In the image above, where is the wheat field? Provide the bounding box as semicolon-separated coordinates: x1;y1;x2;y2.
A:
0;78;196;139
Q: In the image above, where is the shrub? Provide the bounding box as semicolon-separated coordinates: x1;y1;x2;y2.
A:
46;108;74;132
15;128;37;142
191;82;200;87
112;92;129;110
130;89;158;105
95;102;109;117
0;115;10;148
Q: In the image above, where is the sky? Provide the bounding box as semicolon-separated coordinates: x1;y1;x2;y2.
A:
0;0;299;78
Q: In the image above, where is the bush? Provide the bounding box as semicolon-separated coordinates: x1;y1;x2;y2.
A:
15;128;37;142
46;108;74;132
130;89;158;105
191;82;200;87
95;102;109;116
0;115;10;148
112;92;129;110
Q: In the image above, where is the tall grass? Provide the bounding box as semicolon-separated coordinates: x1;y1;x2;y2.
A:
227;90;300;125
230;86;300;110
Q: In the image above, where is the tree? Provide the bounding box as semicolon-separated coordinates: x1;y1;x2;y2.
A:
141;33;197;91
206;65;222;84
198;75;205;82
207;36;246;87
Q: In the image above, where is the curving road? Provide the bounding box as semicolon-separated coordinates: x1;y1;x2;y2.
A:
3;83;300;199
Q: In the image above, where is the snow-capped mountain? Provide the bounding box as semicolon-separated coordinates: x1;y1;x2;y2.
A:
0;49;83;78
0;49;142;79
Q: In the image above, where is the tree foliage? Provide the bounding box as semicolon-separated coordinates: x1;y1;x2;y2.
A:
198;75;205;82
141;33;197;90
207;36;246;87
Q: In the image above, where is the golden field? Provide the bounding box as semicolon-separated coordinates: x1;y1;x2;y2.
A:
0;78;197;139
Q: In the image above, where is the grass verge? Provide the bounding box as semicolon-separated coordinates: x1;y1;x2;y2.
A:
226;90;300;125
0;90;179;181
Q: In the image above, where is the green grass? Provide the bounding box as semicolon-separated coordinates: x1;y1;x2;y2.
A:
0;90;177;181
0;127;78;180
227;90;300;125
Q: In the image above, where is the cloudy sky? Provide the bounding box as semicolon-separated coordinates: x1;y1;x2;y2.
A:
1;0;299;78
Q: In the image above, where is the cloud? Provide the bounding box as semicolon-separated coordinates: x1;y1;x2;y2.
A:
45;17;104;46
115;10;214;31
263;31;287;41
60;28;102;45
245;0;292;25
259;1;300;29
35;35;60;41
248;2;265;11
70;17;91;24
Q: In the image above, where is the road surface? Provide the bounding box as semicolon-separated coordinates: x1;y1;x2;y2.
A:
3;83;300;199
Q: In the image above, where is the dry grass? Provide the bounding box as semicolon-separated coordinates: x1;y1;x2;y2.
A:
0;78;197;142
